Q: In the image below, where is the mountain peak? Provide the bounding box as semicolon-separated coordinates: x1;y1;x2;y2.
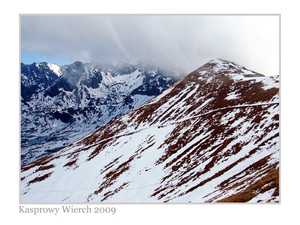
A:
46;63;63;77
209;58;231;64
200;58;252;73
192;58;265;84
72;61;84;66
207;58;244;67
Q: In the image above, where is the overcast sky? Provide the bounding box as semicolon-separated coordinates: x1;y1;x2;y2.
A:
21;15;279;75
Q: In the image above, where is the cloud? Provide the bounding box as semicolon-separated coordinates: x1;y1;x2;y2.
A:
21;15;279;75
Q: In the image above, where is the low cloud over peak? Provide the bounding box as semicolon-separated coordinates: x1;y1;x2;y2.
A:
21;15;279;75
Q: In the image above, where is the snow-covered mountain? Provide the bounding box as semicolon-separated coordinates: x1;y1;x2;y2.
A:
21;61;178;164
21;62;64;101
21;59;279;203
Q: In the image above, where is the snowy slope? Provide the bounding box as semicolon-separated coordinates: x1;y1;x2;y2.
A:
21;61;177;164
21;59;279;203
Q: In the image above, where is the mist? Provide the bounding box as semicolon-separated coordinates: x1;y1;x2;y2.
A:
21;15;279;75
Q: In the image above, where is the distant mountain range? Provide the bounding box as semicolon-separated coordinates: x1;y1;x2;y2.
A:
21;61;178;164
21;59;279;203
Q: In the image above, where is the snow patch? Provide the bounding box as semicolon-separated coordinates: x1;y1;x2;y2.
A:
248;188;279;203
225;91;240;100
261;76;279;90
47;63;62;76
